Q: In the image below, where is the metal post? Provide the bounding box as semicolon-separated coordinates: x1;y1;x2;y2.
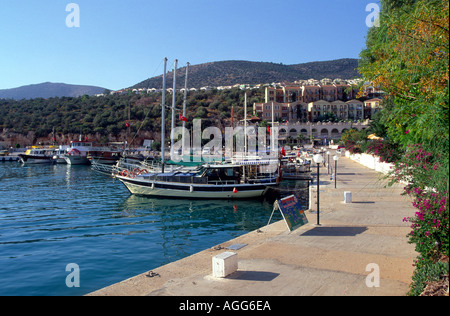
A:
334;159;337;189
316;163;320;225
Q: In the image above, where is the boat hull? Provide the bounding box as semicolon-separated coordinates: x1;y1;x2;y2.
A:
88;156;121;165
116;175;276;199
63;155;90;165
19;155;54;164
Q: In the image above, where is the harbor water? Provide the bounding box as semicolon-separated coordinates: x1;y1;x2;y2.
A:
0;162;306;296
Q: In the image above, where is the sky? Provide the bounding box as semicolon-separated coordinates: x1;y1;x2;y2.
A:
0;0;380;91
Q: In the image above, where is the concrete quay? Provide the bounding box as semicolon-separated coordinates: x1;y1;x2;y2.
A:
89;154;418;296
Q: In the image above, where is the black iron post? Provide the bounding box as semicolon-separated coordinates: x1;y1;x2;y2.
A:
334;159;337;189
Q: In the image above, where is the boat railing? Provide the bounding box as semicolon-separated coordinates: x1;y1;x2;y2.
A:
138;174;208;184
91;161;116;174
207;180;239;185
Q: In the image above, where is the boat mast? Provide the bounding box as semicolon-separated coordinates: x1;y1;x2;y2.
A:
127;103;131;151
182;62;189;157
161;57;167;173
170;59;178;160
243;92;247;181
244;92;247;158
271;101;274;152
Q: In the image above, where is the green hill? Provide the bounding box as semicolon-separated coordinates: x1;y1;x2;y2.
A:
131;58;360;89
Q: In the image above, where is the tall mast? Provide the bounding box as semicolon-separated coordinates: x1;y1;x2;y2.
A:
244;92;247;157
170;59;178;159
161;57;167;173
127;103;131;151
182;62;190;157
271;101;274;152
231;105;234;128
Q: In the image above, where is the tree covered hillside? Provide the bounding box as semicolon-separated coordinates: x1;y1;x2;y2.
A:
132;59;359;89
0;88;263;146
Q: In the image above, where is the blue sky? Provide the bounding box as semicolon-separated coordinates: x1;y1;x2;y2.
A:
0;0;379;91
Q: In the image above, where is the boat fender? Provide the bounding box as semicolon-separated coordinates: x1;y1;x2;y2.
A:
122;170;129;177
233;187;238;193
190;185;194;193
132;168;141;176
151;182;155;189
140;169;148;175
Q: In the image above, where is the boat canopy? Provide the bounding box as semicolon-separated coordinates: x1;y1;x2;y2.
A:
166;160;203;167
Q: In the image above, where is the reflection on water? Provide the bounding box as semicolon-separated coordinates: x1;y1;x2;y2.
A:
0;163;285;296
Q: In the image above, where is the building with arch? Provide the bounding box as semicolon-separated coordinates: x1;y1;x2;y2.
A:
254;99;373;123
272;121;370;146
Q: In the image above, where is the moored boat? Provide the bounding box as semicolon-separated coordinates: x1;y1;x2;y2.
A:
52;145;70;164
18;146;56;164
114;161;279;199
87;150;122;165
63;140;94;165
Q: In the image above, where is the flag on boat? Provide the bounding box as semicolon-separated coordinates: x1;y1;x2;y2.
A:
267;126;271;136
180;114;188;122
280;146;286;156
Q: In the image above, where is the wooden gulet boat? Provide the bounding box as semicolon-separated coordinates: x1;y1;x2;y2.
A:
114;57;280;199
114;162;279;199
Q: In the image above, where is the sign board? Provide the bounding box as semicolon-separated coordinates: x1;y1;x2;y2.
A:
143;139;154;148
267;195;308;231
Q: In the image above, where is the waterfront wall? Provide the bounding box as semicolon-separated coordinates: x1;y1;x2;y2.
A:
345;151;394;175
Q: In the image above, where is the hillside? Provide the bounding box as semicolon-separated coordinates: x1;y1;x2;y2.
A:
131;58;360;89
0;87;263;146
0;82;108;100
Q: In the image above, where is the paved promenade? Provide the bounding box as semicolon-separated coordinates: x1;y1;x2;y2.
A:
89;155;418;296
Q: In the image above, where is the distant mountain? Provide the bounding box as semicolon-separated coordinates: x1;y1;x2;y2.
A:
131;58;360;89
0;82;108;100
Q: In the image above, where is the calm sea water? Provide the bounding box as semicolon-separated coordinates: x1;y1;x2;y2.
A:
0;162;285;296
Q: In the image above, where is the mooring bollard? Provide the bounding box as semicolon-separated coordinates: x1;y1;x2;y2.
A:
212;252;238;278
344;191;352;203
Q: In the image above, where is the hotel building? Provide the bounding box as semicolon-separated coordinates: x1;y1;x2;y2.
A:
254;86;382;123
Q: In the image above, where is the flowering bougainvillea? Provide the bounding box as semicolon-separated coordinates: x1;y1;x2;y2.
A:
403;188;449;266
394;144;449;265
366;139;403;163
358;0;448;295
